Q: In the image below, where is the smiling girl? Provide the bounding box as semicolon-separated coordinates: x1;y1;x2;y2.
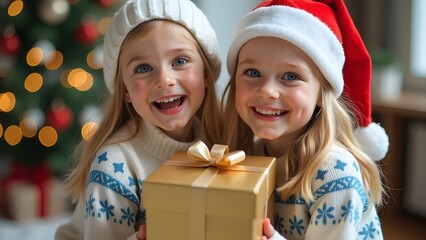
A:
55;0;222;239
223;0;389;239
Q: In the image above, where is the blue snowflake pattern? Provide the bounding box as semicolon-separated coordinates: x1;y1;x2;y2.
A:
85;194;96;218
289;215;305;236
113;162;124;173
359;221;377;240
316;203;335;225
334;159;347;171
374;216;382;236
121;207;135;227
274;189;284;203
341;200;354;222
274;212;284;234
137;209;146;222
316;169;328;181
128;176;136;187
353;207;360;226
97;152;108;163
375;215;381;227
99;199;115;220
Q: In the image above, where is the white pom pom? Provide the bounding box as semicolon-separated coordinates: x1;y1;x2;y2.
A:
354;122;389;161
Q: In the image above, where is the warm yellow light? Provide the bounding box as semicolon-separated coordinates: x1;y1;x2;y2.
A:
8;0;23;17
0;92;16;112
81;121;99;140
24;73;43;93
45;50;63;70
20;118;38;138
0;123;3;138
75;72;93;91
38;126;58;147
60;69;72;88
4;125;22;146
67;68;87;88
98;17;112;35
86;50;102;70
27;47;44;66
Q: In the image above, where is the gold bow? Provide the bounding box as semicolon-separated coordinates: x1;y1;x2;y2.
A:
164;140;246;169
187;140;246;167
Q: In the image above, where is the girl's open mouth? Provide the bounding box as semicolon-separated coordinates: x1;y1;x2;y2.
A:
153;96;186;111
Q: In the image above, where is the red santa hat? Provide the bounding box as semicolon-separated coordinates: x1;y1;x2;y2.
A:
227;0;389;160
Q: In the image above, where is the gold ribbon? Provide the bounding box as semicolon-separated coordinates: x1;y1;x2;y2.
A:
164;140;246;169
163;140;270;240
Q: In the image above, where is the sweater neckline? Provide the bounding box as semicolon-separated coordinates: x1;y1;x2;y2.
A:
137;118;203;161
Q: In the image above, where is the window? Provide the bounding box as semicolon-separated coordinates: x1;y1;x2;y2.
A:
393;0;426;91
410;0;426;78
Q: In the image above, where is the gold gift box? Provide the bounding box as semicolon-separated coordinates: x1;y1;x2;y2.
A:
142;148;276;240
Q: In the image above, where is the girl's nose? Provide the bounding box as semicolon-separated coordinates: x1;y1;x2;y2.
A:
155;67;176;88
257;78;279;100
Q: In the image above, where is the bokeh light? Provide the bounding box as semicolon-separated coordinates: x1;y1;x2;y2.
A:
4;125;22;146
98;17;112;35
60;69;72;88
86;50;102;70
24;73;43;92
81;121;99;140
45;50;63;70
8;0;23;17
38;126;58;147
20;118;38;138
67;68;87;88
27;47;44;66
0;92;16;112
75;72;93;91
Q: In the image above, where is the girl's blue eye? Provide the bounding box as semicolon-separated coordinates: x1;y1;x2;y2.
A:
135;64;153;73
245;69;261;78
172;57;188;66
283;72;300;81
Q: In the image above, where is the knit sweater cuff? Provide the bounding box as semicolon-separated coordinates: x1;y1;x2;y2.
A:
268;231;286;240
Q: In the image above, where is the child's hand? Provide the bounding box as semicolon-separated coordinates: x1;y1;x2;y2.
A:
261;218;287;240
261;218;275;239
136;224;146;240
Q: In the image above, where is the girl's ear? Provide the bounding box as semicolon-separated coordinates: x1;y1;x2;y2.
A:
123;87;132;103
316;91;322;107
203;69;208;87
316;97;322;107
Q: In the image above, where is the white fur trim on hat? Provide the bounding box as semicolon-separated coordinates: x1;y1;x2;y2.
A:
103;0;221;93
354;122;389;161
227;5;345;97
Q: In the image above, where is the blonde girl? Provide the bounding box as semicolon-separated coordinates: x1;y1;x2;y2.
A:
55;0;222;239
223;0;389;239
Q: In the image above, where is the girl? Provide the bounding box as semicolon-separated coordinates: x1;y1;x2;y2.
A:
223;0;389;239
55;0;222;239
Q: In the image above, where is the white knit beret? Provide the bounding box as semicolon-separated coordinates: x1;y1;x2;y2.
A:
103;0;221;93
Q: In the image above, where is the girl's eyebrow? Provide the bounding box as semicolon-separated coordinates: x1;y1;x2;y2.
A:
238;58;312;74
125;46;197;66
237;58;258;67
125;55;149;67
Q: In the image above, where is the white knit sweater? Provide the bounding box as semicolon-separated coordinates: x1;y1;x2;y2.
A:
257;143;384;240
55;118;202;240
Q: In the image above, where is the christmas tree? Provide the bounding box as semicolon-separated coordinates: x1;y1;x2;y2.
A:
0;0;121;176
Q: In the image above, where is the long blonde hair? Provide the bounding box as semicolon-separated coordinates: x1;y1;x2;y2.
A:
222;74;385;206
65;20;223;201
